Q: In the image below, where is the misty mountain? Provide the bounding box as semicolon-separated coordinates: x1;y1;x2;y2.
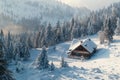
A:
0;0;90;30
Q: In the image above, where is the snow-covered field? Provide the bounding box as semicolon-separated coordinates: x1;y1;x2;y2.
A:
9;35;120;80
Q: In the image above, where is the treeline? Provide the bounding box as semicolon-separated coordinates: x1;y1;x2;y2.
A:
0;0;120;66
1;2;120;62
0;31;30;63
33;2;120;47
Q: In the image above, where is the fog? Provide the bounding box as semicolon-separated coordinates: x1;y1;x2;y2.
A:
60;0;120;10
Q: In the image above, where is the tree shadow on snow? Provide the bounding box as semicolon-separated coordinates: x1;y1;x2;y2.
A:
113;39;120;43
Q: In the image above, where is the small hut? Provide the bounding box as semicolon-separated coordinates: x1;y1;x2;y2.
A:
68;39;97;59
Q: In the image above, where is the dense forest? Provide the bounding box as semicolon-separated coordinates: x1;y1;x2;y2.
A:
1;2;120;59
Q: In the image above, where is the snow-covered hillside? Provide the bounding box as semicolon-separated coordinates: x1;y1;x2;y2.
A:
0;0;90;23
9;35;120;80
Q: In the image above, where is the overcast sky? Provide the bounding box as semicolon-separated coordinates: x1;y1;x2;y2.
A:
60;0;120;10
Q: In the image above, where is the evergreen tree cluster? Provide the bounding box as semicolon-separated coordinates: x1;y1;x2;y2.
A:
0;31;15;80
31;3;120;47
33;46;68;71
0;30;30;64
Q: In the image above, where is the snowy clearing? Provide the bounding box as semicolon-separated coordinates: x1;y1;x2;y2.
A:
9;35;120;80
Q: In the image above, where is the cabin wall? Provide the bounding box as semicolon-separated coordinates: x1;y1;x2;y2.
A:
70;51;90;58
69;51;91;59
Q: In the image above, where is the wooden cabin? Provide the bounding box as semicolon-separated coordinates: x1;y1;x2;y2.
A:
68;39;97;59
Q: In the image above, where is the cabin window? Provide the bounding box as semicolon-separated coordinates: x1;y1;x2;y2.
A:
76;53;81;56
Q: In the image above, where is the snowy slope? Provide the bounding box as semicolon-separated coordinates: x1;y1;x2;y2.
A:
0;0;90;23
9;35;120;80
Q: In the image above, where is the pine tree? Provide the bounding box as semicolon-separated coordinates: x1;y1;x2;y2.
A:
34;46;49;69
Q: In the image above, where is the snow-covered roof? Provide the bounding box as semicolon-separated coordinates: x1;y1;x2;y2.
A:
69;39;81;51
81;39;97;53
69;39;97;53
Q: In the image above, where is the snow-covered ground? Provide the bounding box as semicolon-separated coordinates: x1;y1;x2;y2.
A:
9;35;120;80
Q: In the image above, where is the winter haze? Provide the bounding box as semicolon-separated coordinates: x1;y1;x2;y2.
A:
0;0;120;80
60;0;120;10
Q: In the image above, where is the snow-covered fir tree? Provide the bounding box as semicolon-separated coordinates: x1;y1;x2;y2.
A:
107;18;114;40
115;17;120;35
34;46;49;69
55;21;63;44
104;18;113;43
45;23;53;47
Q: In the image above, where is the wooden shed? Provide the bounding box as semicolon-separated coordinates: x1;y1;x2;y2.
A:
68;39;97;59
